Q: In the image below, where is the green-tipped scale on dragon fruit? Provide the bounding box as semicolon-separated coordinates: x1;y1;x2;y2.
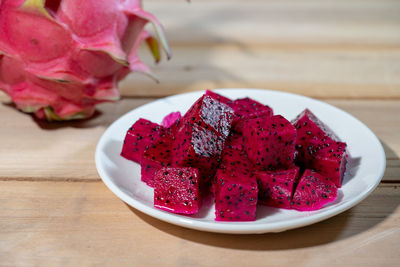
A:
141;135;173;187
257;166;300;209
154;167;200;214
303;138;347;187
230;97;273;133
291;169;338;211
0;0;170;120
214;168;258;221
121;118;166;163
243;115;296;170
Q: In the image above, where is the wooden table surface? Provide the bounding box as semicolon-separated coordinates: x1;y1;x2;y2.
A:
1;0;400;266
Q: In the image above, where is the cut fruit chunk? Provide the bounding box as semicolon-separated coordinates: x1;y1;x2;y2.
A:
154;167;200;214
214;168;258;221
291;169;338;211
257;167;300;209
243;115;296;170
121;118;166;163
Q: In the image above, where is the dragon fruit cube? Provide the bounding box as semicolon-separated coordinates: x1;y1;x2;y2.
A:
205;90;233;106
230;97;273;133
172;121;225;188
243;115;296;170
256;167;300;209
291;169;337;211
181;94;235;137
214;169;258;221
154;167;200;214
121;118;166;163
302;138;347;187
141;135;174;187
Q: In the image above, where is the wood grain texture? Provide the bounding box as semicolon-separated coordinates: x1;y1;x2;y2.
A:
120;45;400;98
0;181;399;266
0;98;399;182
114;0;400;98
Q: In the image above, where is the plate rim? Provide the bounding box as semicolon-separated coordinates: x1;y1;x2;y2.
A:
95;88;386;234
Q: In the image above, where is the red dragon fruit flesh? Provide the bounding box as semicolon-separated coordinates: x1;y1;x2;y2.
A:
154;167;200;214
214;168;258;221
257;166;300;209
172;121;224;190
292;108;341;160
121;118;166;163
219;145;254;173
243;115;297;170
205;90;233;106
211;143;254;194
141;135;174;187
225;131;244;151
180;94;235;137
302;138;347;187
292;108;347;187
291;169;338;211
230;97;273;133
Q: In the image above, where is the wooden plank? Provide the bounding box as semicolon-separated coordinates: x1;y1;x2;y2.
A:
0;181;399;266
0;98;153;181
114;0;400;98
0;98;399;182
119;45;400;98
144;0;400;46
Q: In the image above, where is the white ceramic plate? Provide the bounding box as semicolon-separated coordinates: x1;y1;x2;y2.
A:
95;89;386;234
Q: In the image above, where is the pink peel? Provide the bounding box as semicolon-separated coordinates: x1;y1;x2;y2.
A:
0;0;170;121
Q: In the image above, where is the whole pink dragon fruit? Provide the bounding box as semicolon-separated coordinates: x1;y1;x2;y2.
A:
0;0;170;120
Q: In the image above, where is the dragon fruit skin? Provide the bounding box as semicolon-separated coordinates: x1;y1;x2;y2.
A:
230;97;273;133
256;167;299;209
243;115;297;170
214;168;258;221
121;118;166;163
0;0;170;120
141;135;173;187
291;169;338;211
154;167;200;214
161;111;181;128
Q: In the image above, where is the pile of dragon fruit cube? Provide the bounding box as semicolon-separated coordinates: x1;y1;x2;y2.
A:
121;90;347;221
